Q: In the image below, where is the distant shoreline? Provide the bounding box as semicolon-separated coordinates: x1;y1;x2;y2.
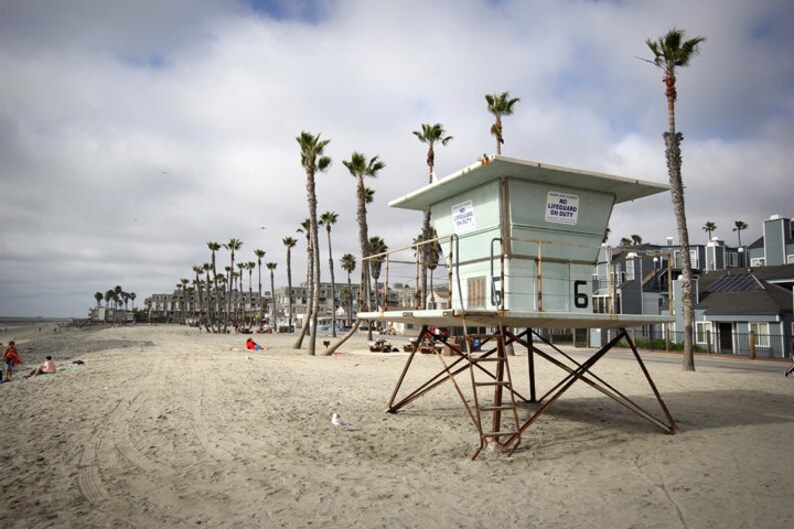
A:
0;316;75;324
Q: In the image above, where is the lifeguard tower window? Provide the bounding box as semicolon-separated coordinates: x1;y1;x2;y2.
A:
467;276;486;308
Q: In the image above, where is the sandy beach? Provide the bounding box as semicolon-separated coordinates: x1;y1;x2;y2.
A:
1;324;792;529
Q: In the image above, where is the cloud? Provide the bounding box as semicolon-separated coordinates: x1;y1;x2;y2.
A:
0;0;791;316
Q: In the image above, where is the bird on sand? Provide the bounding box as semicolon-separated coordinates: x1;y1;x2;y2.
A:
331;413;351;427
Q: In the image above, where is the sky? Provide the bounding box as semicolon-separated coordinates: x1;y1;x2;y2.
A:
1;0;792;318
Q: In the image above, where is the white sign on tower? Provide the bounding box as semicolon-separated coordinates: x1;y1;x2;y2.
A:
545;191;579;225
452;200;476;234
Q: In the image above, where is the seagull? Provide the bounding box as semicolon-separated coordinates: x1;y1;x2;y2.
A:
331;413;351;427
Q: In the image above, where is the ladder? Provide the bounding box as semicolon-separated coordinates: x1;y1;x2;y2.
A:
468;323;522;459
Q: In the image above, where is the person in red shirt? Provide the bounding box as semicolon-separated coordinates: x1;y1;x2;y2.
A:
245;338;264;351
3;341;21;381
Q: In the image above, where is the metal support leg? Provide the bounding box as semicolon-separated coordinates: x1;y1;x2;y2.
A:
527;327;537;402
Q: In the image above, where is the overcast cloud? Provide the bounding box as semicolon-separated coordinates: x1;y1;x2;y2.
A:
1;0;792;317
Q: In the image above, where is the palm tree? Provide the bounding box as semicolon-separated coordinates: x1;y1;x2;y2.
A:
364;186;375;204
603;226;611;244
297;131;332;355
295;219;315;348
192;265;204;322
733;220;748;247
180;278;189;322
644;27;706;371
703;221;717;242
283;236;298;330
340;253;356;325
631;234;644;245
246;261;256;324
94;292;103;307
129;292;136;311
207;242;222;331
254;249;266;327
340;288;352;326
619;237;633;247
224;239;243;329
202;263;213;331
298;218;313;305
423;227;443;307
266;262;277;330
320;211;339;337
224;265;233;324
485;91;520;155
368;236;388;311
413;123;453;309
343;152;386;315
236;262;246;322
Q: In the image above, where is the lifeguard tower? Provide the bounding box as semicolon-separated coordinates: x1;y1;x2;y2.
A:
358;155;677;459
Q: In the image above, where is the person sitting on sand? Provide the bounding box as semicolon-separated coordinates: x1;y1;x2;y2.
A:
245;338;264;351
28;355;57;378
3;341;21;381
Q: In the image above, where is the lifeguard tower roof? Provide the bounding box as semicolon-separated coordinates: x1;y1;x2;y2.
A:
389;155;669;211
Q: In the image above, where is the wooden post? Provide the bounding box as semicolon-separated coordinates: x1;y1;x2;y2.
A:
706;329;711;354
665;326;670;352
749;330;756;360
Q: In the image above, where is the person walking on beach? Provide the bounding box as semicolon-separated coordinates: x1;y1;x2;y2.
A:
786;341;794;378
3;341;22;381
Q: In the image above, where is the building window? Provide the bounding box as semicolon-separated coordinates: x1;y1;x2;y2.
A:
626;259;635;281
695;321;712;344
750;323;770;347
664;322;676;337
593;296;609;314
727;252;738;267
689;249;699;269
750;257;765;267
787;254;794;264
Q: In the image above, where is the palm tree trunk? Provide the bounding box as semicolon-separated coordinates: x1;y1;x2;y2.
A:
347;272;352;326
204;272;213;333
356;175;373;340
257;264;262;328
287;251;293;330
294;240;313;350
420;212;430;309
327;228;337;338
324;319;361;356
666;128;695;371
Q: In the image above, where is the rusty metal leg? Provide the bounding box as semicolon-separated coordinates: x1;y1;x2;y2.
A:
504;331;627;447
625;330;678;434
387;332;500;413
527;327;537;402
387;325;427;412
522;329;676;432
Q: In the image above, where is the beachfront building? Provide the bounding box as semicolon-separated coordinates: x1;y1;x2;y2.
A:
88;305;131;323
143;289;270;325
270;281;446;330
595;213;794;358
140;278;452;330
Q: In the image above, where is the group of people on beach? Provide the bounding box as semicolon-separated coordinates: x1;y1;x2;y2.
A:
2;341;57;382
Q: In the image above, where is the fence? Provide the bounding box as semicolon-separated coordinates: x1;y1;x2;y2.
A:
613;327;791;360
